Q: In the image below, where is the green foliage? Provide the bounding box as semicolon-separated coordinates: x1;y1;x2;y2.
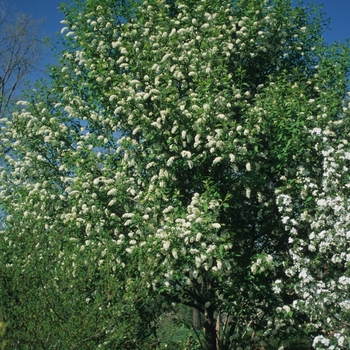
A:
0;0;349;349
156;305;202;350
0;317;6;350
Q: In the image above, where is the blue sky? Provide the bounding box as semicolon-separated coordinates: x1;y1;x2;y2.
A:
7;0;350;81
311;0;350;44
7;0;70;80
9;0;350;44
9;0;68;40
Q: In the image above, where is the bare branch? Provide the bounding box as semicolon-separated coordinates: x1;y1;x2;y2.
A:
0;1;45;118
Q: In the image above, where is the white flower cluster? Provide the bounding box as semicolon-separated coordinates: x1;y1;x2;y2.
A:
277;121;350;348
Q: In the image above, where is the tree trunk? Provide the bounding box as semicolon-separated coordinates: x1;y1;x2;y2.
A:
192;307;202;330
216;312;220;350
204;307;217;350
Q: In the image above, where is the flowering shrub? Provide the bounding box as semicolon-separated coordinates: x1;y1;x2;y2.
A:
0;0;349;349
277;118;350;349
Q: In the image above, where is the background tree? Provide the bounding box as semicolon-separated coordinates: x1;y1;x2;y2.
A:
0;1;45;119
0;0;349;349
0;2;46;342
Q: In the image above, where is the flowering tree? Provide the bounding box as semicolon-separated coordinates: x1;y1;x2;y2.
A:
0;0;349;349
